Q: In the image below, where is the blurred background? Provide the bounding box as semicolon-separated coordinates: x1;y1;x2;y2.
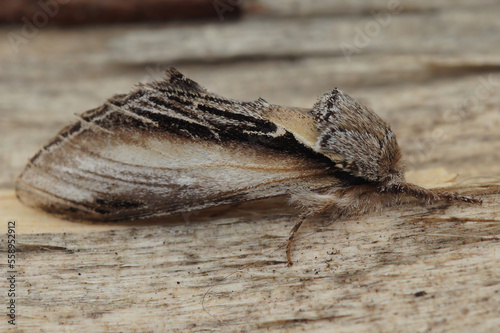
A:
2;0;500;189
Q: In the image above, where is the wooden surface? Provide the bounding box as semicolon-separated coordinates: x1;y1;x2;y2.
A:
1;1;500;331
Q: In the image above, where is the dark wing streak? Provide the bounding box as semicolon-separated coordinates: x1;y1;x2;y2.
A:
109;103;159;127
75;114;114;134
16;178;97;214
24;159;152;193
128;97;214;130
141;94;223;129
142;87;284;138
133;94;271;138
81;102;158;128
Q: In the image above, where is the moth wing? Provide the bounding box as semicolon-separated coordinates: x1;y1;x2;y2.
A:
16;68;339;221
16;123;332;221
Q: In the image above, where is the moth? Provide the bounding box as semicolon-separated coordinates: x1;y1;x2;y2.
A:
16;67;479;265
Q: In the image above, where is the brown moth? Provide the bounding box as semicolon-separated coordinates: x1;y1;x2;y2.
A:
16;67;479;265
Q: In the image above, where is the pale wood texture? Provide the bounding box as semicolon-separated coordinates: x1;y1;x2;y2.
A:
1;1;500;332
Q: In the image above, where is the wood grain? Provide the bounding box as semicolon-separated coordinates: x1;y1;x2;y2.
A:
1;1;500;331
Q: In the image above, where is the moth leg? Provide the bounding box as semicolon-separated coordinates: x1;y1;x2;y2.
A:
286;206;343;266
286;215;307;267
287;189;343;266
434;190;482;204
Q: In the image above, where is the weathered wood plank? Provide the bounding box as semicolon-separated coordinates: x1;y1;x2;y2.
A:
1;1;500;331
105;6;500;64
244;0;500;17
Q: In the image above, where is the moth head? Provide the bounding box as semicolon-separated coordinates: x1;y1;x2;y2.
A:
312;88;404;183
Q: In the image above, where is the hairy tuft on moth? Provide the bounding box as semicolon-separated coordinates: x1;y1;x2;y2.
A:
15;67;481;266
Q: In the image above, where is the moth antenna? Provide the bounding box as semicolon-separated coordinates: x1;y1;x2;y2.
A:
381;181;482;204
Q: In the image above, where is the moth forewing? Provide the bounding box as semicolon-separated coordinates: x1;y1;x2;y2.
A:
15;69;336;222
